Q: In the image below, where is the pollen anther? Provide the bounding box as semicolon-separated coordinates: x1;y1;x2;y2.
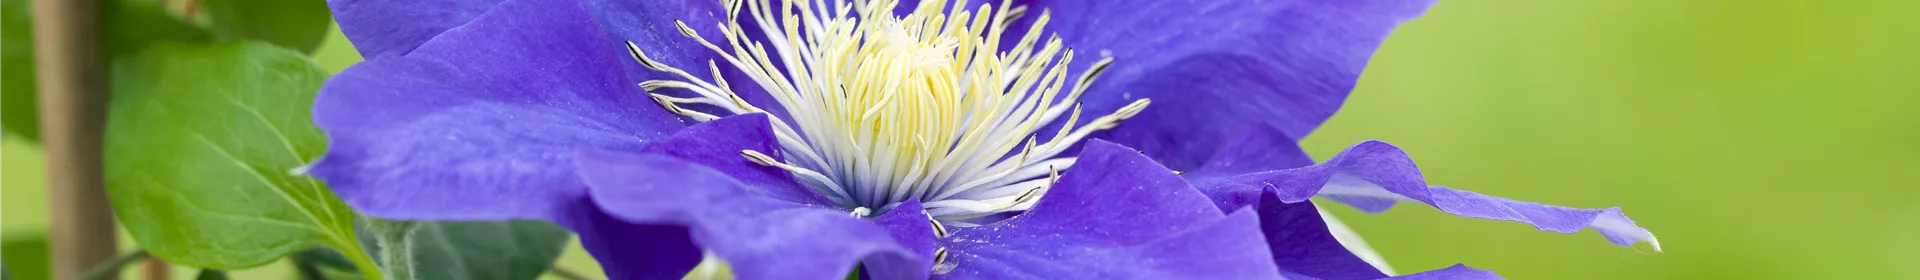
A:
927;212;950;238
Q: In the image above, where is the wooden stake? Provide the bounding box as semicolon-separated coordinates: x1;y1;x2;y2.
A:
144;258;170;280
31;0;118;278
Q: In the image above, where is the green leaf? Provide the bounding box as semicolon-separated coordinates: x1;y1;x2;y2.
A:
317;266;371;280
101;0;213;57
1;0;38;141
302;221;572;280
195;269;229;280
360;221;573;280
292;248;350;280
201;0;331;53
102;41;377;276
293;247;359;271
410;221;571;280
2;0;215;142
0;234;47;280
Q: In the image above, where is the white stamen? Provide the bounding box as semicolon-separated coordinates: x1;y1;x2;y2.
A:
627;0;1149;221
932;247;950;265
927;212;950;238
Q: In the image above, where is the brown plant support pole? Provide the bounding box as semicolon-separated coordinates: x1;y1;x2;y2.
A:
144;258;170;280
32;0;118;279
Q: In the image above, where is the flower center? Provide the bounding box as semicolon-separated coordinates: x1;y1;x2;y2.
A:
626;0;1147;222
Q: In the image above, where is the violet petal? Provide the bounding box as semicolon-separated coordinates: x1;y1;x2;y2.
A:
1195;140;1662;249
869;199;938;280
1020;0;1436;170
310;0;680;220
1261;199;1390;280
328;0;504;58
576;150;919;280
1188;125;1400;278
585;0;791;121
554;202;702;280
1384;264;1502;280
573;114;918;280
931;140;1281;279
633;114;833;205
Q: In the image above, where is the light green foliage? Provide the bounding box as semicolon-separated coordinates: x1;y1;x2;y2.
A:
1305;0;1920;278
292;220;575;280
0;234;48;280
365;221;574;280
101;0;214;57
201;0;333;53
102;41;376;274
0;0;36;140
195;269;229;280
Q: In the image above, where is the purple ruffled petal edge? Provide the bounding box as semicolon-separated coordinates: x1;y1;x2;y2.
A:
553;201;702;280
570;114;924;280
929;140;1283;279
1197;140;1661;250
866;199;939;280
1260;199;1389;280
1385;264;1502;280
328;0;505;58
575;149;921;280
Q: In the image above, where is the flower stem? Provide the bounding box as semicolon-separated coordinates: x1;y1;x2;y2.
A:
333;239;385;280
369;219;419;280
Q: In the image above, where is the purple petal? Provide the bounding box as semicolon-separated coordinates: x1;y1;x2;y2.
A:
893;1;989;15
554;202;702;280
1195;140;1663;250
1315;203;1396;274
1385;264;1502;280
931;140;1281;279
557;114;854;280
585;0;792;121
1188;125;1395;279
579;0;720;81
1186;124;1319;180
1260;200;1389;280
1022;0;1435;170
328;0;505;58
575;149;918;280
869;199;937;280
634;114;833;205
328;0;771;121
310;0;682;220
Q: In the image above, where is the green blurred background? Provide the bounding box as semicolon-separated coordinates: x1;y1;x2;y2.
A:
6;0;1918;279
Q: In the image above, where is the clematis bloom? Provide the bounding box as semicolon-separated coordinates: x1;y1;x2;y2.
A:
313;0;1659;279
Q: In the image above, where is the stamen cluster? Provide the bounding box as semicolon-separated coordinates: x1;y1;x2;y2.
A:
627;0;1147;221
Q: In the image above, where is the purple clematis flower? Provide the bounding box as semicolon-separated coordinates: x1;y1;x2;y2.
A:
313;0;1660;279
